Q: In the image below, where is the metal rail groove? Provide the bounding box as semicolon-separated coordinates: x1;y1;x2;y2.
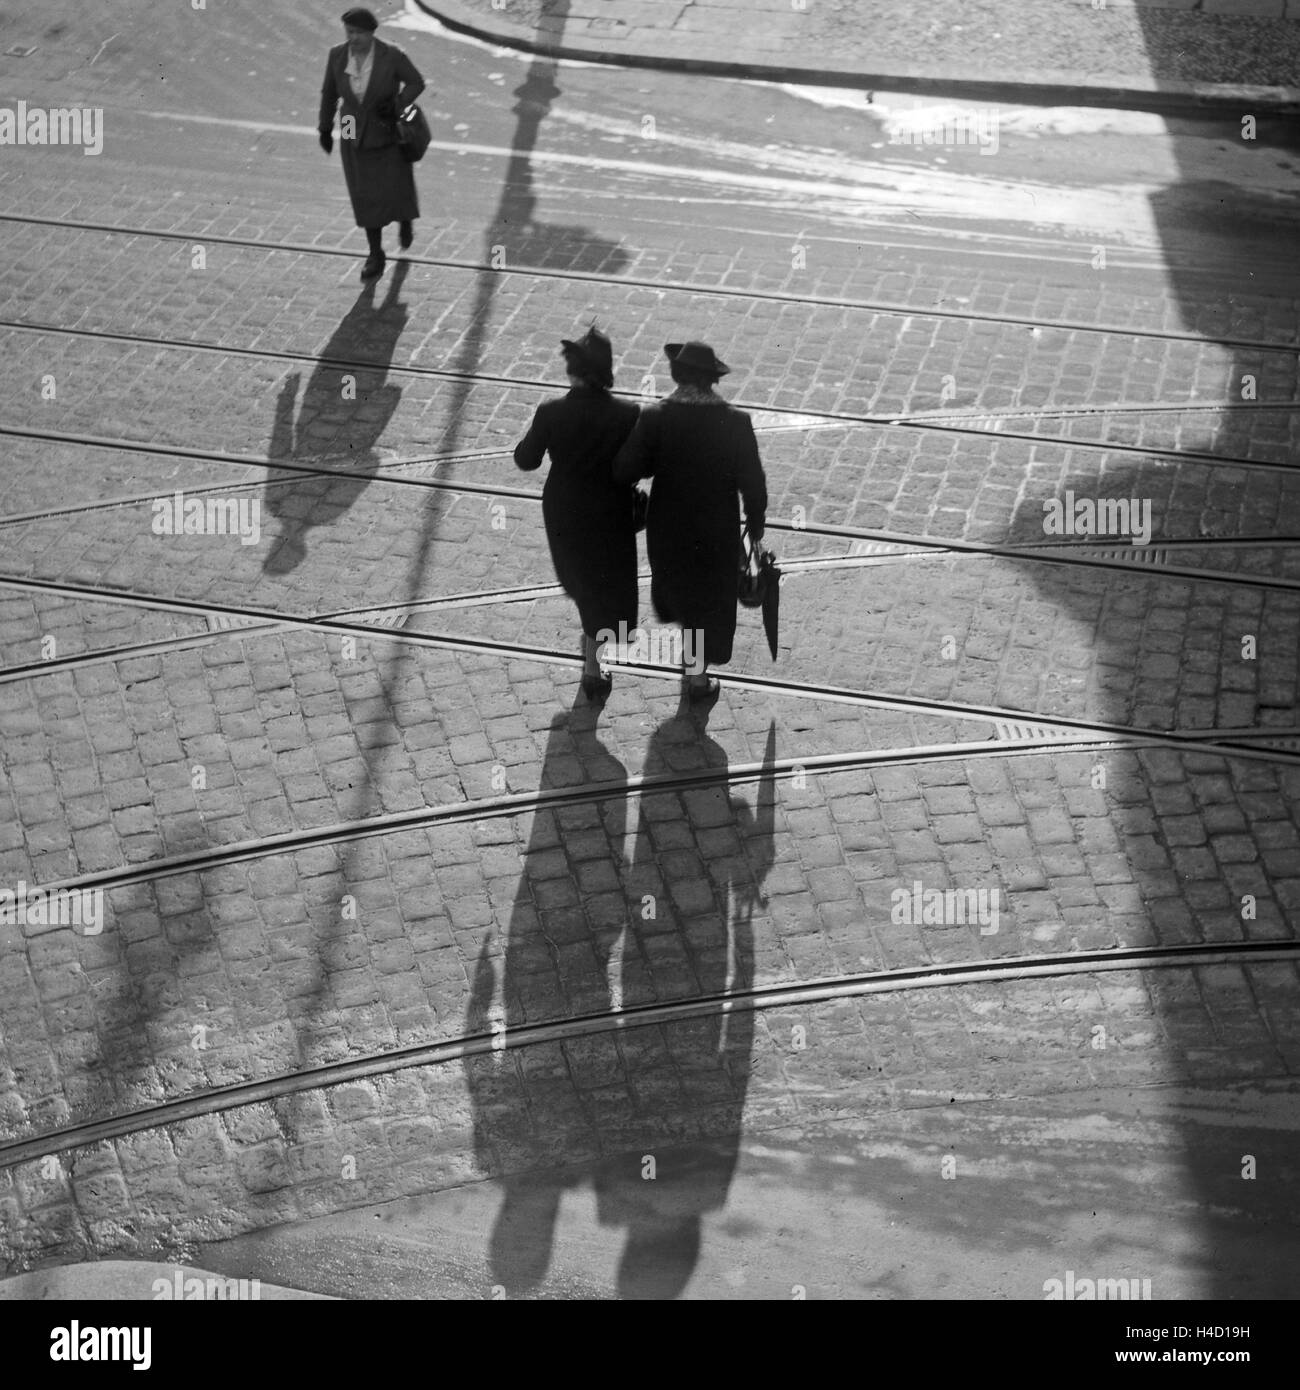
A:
0;578;568;682
5;424;1300;582
1;938;1295;1171
3;210;1295;355
0;446;521;531
0;556;940;685
1;323;1294;478
2;425;1298;577
3;437;1299;597
0;417;836;531
897;400;1300;425
5;534;1300;686
11;739;1130;907
0;198;1248;275
3;571;1299;769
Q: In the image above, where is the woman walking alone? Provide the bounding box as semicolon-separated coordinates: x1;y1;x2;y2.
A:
318;8;425;281
514;329;641;701
614;341;767;700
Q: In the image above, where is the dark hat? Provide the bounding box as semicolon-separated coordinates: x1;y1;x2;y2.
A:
561;328;614;389
665;341;729;377
341;7;379;31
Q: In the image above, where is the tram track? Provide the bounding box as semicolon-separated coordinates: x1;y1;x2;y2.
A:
4;77;1299;1274
5;572;1300;769
1;235;1295;892
4;319;1295;482
0;418;843;533
5;525;1300;688
6;420;1300;541
2;569;1300;917
3;423;1300;645
5;319;1295;489
3;210;1296;355
4;737;1133;906
1;937;1295;1171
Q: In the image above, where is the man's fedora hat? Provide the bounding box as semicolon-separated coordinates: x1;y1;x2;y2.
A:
561;328;615;388
341;7;380;31
664;341;730;377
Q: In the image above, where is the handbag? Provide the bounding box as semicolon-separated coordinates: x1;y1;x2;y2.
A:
738;524;776;608
631;486;649;533
396;102;431;162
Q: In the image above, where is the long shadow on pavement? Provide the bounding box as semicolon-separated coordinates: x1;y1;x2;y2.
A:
287;0;633;1079
1133;87;1300;1299
1001;75;1300;1296
263;259;411;575
466;706;776;1298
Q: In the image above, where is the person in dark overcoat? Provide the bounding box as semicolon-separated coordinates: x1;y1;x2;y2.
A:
318;8;425;282
514;329;641;701
613;341;767;700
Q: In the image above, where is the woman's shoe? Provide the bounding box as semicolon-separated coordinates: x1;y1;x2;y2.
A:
361;251;386;281
399;221;414;250
686;676;720;701
581;673;613;701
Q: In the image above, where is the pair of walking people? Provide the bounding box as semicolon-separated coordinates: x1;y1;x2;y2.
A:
514;330;769;701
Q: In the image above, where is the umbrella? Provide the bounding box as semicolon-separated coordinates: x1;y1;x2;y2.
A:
759;548;780;660
739;526;780;660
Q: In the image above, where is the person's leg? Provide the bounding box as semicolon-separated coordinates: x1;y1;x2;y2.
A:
686;661;715;696
361;226;385;279
683;624;717;698
399;220;413;250
580;630;612;700
582;632;603;679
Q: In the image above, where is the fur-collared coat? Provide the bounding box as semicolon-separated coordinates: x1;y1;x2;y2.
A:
613;389;767;668
319;38;425;227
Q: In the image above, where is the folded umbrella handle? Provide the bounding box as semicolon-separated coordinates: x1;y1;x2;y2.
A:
741;521;760;564
738;524;768;608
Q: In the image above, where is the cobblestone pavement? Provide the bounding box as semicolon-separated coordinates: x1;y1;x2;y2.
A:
0;0;1298;1298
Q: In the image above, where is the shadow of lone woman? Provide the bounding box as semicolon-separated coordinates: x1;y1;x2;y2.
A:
263;257;410;575
466;702;777;1298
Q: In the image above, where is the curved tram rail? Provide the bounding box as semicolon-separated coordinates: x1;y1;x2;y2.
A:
1;581;1297;917
2;217;1296;1176
1;937;1295;1171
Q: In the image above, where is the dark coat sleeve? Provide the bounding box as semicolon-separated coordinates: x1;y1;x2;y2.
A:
392;47;426;111
612;407;660;485
319;51;340;135
735;412;767;531
514;405;549;471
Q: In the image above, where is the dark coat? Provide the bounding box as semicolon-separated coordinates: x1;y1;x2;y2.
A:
319;39;425;228
613;392;767;668
515;387;641;639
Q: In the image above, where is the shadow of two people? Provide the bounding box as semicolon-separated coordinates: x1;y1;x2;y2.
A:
467;701;778;1299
